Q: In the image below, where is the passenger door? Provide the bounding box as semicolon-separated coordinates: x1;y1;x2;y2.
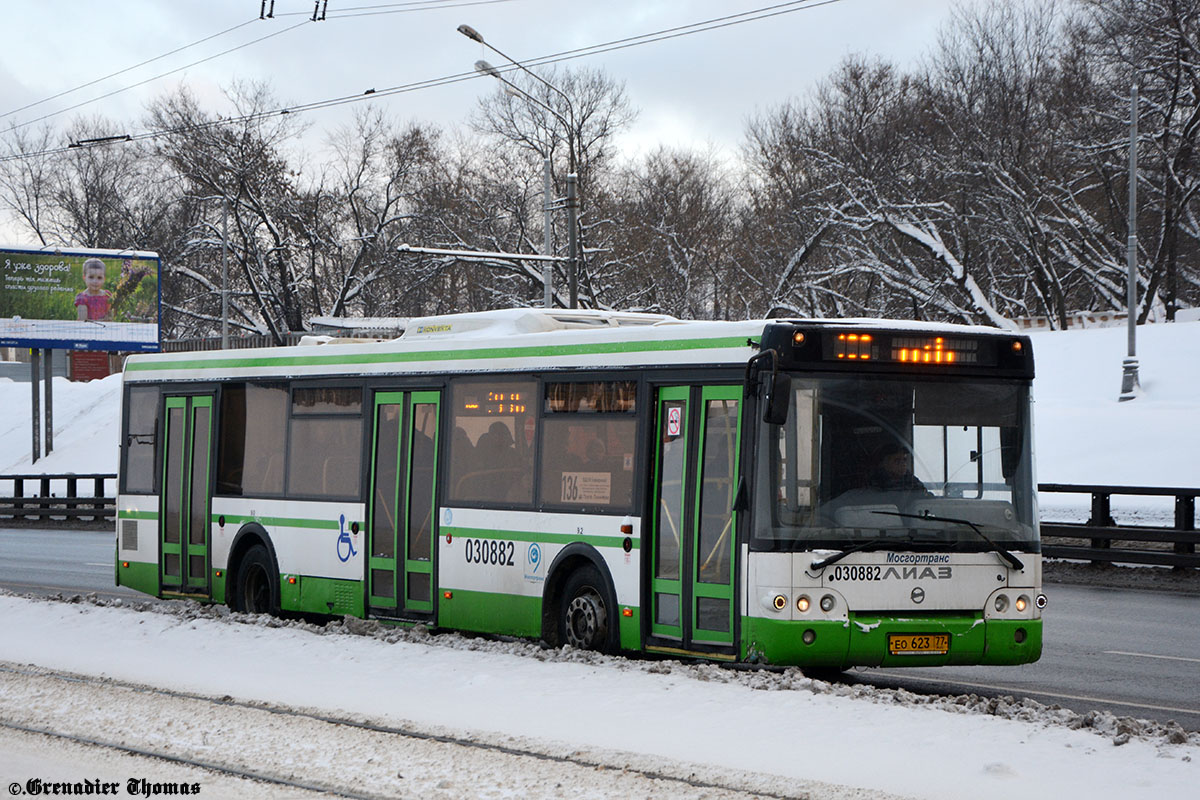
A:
160;394;214;596
367;390;440;618
649;385;742;653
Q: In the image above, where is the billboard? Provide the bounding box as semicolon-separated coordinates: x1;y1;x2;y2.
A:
0;245;160;352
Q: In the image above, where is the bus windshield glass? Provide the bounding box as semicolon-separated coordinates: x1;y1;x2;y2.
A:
754;374;1037;551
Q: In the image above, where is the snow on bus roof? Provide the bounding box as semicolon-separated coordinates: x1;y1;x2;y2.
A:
400;307;683;339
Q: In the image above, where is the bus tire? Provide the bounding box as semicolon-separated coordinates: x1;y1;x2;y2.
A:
559;565;612;653
233;544;279;616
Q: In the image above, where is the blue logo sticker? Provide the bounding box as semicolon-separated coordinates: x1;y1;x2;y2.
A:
527;542;542;574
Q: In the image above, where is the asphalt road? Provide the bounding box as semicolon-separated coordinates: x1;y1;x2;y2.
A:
0;526;140;601
848;581;1200;731
2;526;1197;730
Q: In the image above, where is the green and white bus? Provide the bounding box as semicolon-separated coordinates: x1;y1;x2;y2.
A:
116;308;1045;667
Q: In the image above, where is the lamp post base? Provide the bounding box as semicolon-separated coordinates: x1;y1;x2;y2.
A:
1118;357;1141;401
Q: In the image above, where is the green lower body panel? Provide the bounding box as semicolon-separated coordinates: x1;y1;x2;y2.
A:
618;607;640;651
438;588;541;638
280;575;365;618
743;615;1042;668
116;560;159;597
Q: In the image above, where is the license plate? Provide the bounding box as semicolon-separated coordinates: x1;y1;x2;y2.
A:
888;633;950;656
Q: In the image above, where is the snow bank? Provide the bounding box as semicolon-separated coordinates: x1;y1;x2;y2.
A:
1;592;1195;800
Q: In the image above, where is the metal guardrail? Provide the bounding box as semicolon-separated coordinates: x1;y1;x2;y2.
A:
0;473;115;524
1039;483;1199;569
1;475;1198;570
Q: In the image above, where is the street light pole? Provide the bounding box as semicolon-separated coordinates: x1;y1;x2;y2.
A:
1120;83;1141;401
460;24;580;308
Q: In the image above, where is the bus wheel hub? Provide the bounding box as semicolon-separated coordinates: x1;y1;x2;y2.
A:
566;592;606;648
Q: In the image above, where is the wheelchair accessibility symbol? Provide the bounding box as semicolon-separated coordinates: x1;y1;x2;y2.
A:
336;514;358;563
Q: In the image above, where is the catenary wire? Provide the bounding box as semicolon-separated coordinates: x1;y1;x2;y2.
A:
0;0;843;163
0;17;260;122
3;0;516;133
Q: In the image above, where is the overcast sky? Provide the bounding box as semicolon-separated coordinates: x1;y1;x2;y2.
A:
0;0;981;163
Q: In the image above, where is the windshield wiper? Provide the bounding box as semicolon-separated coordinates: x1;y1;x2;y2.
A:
871;510;1025;572
809;539;898;571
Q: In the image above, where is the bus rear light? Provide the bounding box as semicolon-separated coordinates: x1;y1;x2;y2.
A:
622;607;633;618
122;561;129;569
215;570;222;578
443;591;453;600
796;596;811;613
287;576;297;585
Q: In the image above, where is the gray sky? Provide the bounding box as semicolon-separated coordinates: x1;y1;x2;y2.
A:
0;0;979;162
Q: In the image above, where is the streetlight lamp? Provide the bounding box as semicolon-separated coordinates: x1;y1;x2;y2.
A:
460;24;581;308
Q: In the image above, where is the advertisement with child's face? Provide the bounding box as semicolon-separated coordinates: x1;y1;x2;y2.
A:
0;245;160;351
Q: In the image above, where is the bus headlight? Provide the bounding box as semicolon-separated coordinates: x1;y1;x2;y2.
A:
1015;595;1029;613
994;594;1009;613
796;595;811;613
819;594;836;613
773;594;788;611
1036;594;1047;609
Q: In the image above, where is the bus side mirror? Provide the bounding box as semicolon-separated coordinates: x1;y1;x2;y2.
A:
762;372;791;425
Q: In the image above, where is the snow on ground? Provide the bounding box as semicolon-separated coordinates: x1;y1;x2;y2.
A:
0;371;121;475
1;593;1196;800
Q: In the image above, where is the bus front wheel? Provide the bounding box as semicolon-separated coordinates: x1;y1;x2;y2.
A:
560;565;612;653
234;544;278;616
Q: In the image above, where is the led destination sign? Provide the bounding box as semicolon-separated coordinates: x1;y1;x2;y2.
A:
823;332;999;367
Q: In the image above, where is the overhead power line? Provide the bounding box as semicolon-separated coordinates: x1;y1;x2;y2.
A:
0;16;261;122
0;0;844;164
2;0;514;132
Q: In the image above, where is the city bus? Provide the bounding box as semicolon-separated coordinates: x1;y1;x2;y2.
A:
115;308;1045;668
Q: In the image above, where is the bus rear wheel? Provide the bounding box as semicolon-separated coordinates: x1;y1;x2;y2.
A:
234;544;278;616
560;565;611;653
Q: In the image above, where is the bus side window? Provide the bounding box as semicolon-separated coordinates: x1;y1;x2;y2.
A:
286;386;363;499
217;383;288;497
122;385;159;494
447;381;536;506
540;381;637;511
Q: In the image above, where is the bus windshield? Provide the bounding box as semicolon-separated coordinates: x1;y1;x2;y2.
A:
753;374;1037;552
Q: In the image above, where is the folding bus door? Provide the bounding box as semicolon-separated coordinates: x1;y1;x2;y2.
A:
367;390;440;619
649;385;742;654
160;394;214;597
